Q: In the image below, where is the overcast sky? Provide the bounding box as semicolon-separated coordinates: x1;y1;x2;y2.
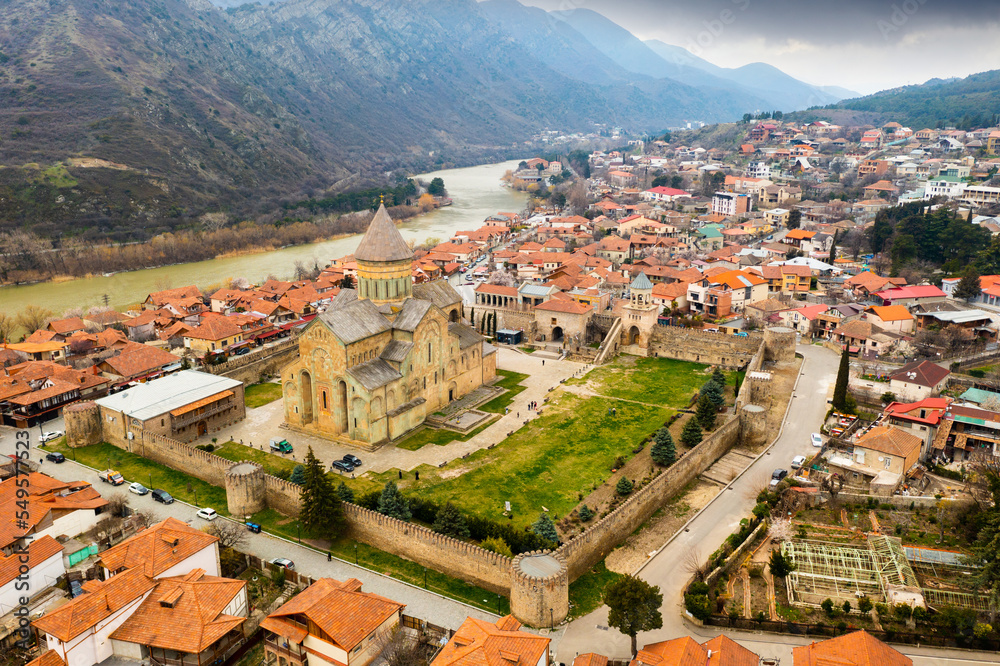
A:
519;0;1000;95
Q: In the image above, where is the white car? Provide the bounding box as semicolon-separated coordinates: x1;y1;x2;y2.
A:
128;482;149;495
270;558;295;570
196;508;218;521
40;431;63;444
811;433;823;447
791;455;807;470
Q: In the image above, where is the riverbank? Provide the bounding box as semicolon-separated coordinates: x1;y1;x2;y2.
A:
0;159;527;318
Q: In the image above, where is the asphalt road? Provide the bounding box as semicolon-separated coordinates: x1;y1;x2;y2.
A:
0;434;496;630
554;343;1000;665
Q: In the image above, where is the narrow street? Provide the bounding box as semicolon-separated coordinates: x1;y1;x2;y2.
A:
554;344;1000;666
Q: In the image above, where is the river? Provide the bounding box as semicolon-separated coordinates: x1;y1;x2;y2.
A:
0;159;526;316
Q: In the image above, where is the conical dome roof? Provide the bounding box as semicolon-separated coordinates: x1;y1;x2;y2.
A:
354;204;414;263
630;271;653;290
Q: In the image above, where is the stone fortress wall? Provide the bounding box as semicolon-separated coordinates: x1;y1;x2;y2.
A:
66;328;792;627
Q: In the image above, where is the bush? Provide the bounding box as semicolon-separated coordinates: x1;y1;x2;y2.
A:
858;596;873;614
969;369;986;378
271;567;285;587
892;603;912;621
911;606;927;622
688;581;710;596
974;622;993;639
684;594;712;621
480;536;513;558
842;601;851;615
613;455;626;469
821;598;835;616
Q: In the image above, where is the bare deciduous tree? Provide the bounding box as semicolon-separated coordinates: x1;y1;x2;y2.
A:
203;519;249;550
16;305;55;335
486;270;516;288
374;627;424;666
0;312;16;343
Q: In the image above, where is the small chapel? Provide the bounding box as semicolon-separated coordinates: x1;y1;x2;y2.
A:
282;204;497;448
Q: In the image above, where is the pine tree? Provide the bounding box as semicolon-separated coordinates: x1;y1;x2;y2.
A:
616;476;634;495
787;210;802;230
711;367;726;386
377;481;412;521
432;502;470;538
701;380;725;407
696;392;717;430
336;481;354;504
578;504;594;522
955;268;983;302
289;464;306;485
768;550;796;578
530;513;559;544
650;428;677;466
832;348;850;411
299;447;344;537
829;230;839;263
681;418;703;447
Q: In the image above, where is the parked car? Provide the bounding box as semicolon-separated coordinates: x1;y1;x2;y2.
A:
40;431;63;444
790;455;807;470
128;482;149;495
151;489;174;504
270;558;294;570
246;521;262;533
811;432;823;447
331;460;354;473
196;508;218;521
98;469;125;486
235;347;250;356
269;438;293;453
44;452;65;463
342;454;362;467
769;469;788;487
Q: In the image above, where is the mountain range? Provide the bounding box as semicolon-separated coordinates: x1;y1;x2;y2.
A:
791;70;1000;131
0;0;856;238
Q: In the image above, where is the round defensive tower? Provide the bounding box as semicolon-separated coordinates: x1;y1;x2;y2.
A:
763;326;796;364
739;404;768;448
225;461;266;518
510;550;569;628
65;402;102;448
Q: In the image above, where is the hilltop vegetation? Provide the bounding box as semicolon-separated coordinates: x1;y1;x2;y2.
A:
794;70;1000;130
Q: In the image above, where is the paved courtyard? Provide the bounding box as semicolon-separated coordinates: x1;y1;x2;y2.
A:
207;348;588;474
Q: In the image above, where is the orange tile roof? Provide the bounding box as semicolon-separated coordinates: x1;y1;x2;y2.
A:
33;567;157;642
573;654;608;666
703;636;759;666
792;630;911;666
432;615;549;666
0;535;63;587
784;229;816;240
535;299;593;315
25;652;65;666
100;344;179;379
855;425;922;458
47;317;86;335
100;516;219;577
632;636;757;666
185;316;243;342
0;473;107;550
110;569;246;653
868;305;913;322
266;578;404;651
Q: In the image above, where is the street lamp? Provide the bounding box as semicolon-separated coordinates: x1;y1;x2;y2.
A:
423;567;427;589
549;608;553;628
354;544;358;565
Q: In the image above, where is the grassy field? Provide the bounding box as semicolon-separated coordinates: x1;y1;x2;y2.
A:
567;561;622;619
479;370;529;413
249;508;508;615
374;391;672;528
244;382;284;408
48;440;230;514
566;356;710;405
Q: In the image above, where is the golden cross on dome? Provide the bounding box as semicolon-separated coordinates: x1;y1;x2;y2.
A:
380;194;385;204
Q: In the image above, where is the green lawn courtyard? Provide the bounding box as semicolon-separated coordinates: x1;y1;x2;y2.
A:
565;356;710;405
244;382;284;408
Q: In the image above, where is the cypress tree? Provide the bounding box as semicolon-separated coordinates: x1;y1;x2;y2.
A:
299;447;344;537
432;502;471;538
696;392;717;430
832;348;850;411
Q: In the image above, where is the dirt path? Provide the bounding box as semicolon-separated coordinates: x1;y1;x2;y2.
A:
604;480;723;573
764;565;778;620
741;568;752;619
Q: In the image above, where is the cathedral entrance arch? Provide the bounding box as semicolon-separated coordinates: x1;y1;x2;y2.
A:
300;371;314;425
552;326;564;342
628;326;641;346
